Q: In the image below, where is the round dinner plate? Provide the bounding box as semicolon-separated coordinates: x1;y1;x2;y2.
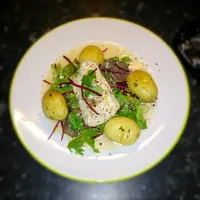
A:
9;17;190;182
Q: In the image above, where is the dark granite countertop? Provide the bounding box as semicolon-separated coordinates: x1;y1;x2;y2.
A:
0;0;200;199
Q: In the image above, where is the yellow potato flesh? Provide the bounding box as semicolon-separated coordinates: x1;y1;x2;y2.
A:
104;117;140;145
79;45;104;65
42;90;68;120
127;70;158;102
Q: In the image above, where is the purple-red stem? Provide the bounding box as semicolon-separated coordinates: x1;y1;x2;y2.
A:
60;121;64;141
68;78;102;96
81;84;99;115
63;55;73;64
47;120;60;140
43;80;52;85
92;133;103;139
102;48;108;53
89;68;97;76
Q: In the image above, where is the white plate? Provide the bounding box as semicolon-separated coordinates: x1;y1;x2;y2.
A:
9;17;190;182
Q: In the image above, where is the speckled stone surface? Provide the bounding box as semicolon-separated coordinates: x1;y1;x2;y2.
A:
0;0;200;199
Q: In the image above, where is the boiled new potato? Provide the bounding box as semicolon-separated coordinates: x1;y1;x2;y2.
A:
42;90;68;120
104;117;140;145
79;45;104;65
127;70;158;102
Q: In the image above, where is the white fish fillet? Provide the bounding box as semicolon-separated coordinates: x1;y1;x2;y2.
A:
72;61;120;127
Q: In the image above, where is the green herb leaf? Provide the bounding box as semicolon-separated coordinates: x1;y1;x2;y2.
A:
121;56;132;63
113;88;130;106
76;63;81;70
91;85;103;95
68;112;84;132
84;90;90;98
50;63;75;93
67;136;85;155
82;70;96;87
133;103;148;129
62;64;77;78
51;63;63;77
96;123;105;133
114;88;148;129
111;57;119;62
67;128;100;155
66;93;79;110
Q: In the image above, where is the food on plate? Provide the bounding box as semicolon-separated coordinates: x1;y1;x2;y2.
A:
72;60;120;127
127;70;158;102
42;90;68;120
79;45;104;65
42;42;158;155
104;117;140;145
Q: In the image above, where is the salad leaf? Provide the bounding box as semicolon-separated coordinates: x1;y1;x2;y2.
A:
76;63;81;70
114;88;147;129
84;90;90;98
111;56;119;62
67;128;100;155
68;112;84;132
51;63;63;77
82;70;103;97
66;93;79;110
132;100;147;129
82;70;96;87
121;56;132;63
96;123;105;133
62;63;77;78
113;88;131;106
51;81;72;93
67;136;85;155
90;85;103;96
50;63;74;93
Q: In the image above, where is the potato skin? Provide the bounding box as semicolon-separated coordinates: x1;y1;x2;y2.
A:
104;117;140;145
127;70;158;102
79;45;104;65
42;90;68;120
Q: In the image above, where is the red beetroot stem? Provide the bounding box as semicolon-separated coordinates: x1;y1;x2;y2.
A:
89;68;97;75
68;78;102;96
102;48;108;53
115;63;130;72
81;84;99;115
47;120;60;140
43;80;51;85
92;133;103;139
60;121;65;141
63;55;73;64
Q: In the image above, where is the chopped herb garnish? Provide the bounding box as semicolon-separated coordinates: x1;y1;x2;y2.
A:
119;126;125;131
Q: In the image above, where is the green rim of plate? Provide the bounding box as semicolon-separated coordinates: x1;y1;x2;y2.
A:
9;17;191;183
